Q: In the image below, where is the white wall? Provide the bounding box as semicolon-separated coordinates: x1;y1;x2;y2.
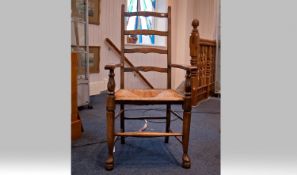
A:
87;0;220;95
88;0;125;95
194;0;219;40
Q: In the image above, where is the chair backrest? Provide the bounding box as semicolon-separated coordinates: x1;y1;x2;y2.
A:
120;4;171;89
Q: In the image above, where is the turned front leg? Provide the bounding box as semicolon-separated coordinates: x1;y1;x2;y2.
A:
105;69;115;170
182;70;192;169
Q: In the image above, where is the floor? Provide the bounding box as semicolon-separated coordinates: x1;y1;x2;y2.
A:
72;92;220;175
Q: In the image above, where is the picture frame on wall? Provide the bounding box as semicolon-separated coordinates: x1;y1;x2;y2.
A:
88;46;100;73
88;0;100;25
71;46;100;74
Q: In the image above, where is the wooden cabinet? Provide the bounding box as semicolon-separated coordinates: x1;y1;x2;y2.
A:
71;52;83;140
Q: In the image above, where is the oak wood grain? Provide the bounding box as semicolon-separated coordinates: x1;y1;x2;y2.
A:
124;66;167;73
115;132;182;137
125;30;168;36
124;11;168;18
124;48;168;54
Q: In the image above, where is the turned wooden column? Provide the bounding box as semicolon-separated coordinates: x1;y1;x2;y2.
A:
189;19;200;106
105;67;116;170
182;69;193;168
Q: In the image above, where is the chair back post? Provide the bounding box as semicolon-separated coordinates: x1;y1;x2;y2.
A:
189;19;200;106
167;6;172;89
120;4;125;89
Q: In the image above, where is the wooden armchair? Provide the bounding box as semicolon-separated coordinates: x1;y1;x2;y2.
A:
104;5;197;170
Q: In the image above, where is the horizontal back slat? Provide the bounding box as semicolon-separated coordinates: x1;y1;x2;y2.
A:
124;11;168;18
124;48;168;54
125;30;168;36
124;66;168;73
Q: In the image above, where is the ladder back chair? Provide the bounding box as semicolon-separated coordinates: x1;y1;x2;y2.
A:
104;4;197;170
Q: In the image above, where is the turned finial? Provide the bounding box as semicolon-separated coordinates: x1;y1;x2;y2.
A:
192;19;199;29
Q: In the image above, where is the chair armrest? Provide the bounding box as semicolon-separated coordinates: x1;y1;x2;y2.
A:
105;64;121;94
170;64;197;72
105;64;122;70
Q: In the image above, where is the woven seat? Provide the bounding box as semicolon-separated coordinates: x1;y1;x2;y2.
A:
115;89;184;102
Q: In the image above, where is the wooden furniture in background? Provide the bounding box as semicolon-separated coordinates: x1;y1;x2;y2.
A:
71;0;91;108
104;5;197;170
71;52;83;140
190;19;216;106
